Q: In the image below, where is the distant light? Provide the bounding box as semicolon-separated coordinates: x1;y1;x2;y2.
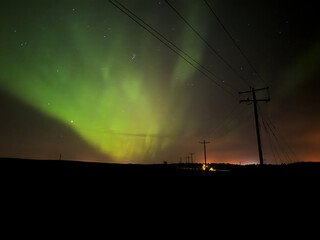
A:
202;164;206;171
202;164;216;171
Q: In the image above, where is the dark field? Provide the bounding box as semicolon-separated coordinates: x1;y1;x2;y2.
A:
2;158;320;187
2;158;319;215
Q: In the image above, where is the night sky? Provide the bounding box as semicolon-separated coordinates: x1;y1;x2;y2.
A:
0;0;319;164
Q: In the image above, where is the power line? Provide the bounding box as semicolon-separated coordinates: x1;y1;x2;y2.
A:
110;0;238;96
164;0;251;87
109;0;238;98
265;116;299;163
203;0;266;86
258;106;298;164
260;111;281;164
263;116;291;164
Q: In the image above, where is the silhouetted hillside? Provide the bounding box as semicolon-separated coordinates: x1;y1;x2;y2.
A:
2;158;320;212
2;158;320;184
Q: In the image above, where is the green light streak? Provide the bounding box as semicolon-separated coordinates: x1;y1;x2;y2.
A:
0;2;206;162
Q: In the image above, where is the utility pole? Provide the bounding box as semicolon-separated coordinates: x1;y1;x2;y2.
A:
190;153;194;164
239;87;270;165
199;140;210;165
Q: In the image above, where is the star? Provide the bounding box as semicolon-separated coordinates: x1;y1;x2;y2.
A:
20;42;27;47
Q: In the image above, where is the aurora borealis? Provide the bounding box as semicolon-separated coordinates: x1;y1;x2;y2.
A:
0;0;319;164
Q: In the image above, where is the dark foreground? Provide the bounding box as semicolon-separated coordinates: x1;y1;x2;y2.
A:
2;158;320;187
2;158;320;219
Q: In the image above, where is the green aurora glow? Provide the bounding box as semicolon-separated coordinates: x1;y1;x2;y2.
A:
0;1;207;162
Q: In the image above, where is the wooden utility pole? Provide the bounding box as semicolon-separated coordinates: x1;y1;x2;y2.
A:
239;87;270;165
190;153;194;164
199;140;210;165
